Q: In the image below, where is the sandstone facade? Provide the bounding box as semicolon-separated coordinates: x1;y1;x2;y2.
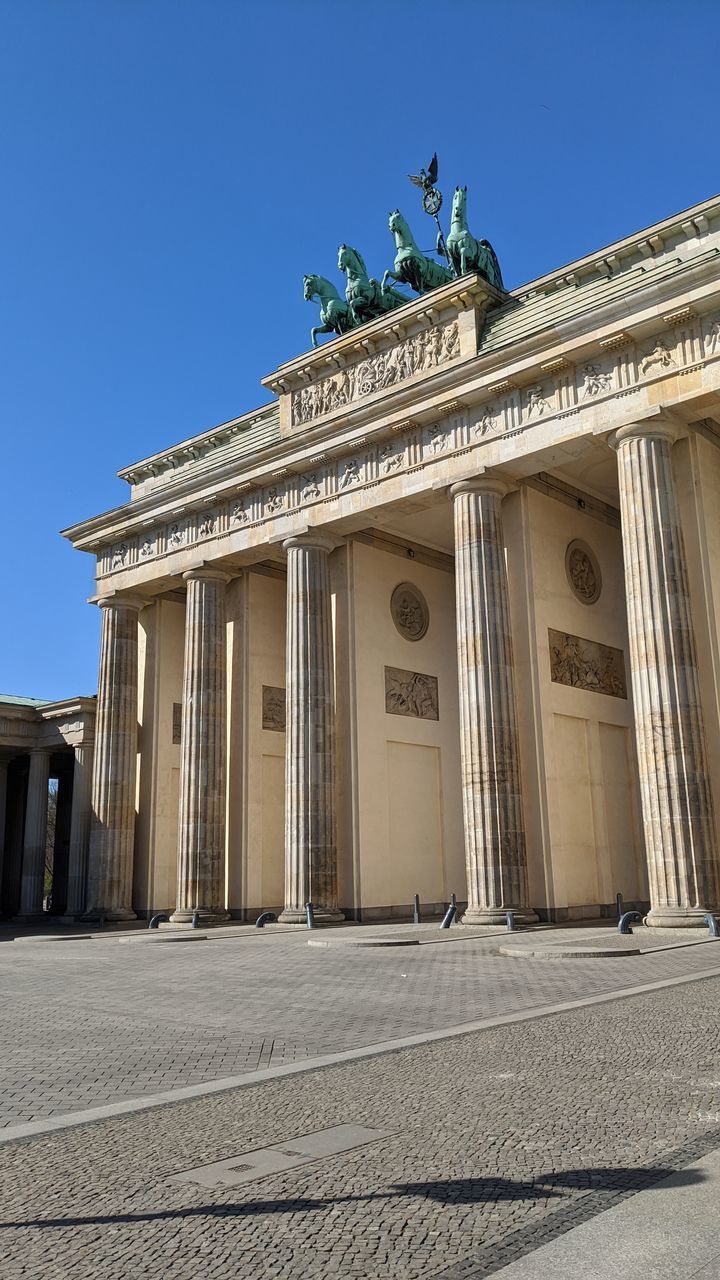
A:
8;194;720;927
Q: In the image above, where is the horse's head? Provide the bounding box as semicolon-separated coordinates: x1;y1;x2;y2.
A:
338;244;367;278
303;274;317;301
389;210;413;245
452;186;468;220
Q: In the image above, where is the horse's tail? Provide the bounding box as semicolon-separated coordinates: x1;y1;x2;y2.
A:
479;239;505;291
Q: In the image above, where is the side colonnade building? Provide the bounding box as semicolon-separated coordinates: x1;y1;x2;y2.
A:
61;196;720;928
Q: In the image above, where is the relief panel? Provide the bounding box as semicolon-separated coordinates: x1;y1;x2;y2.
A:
384;666;439;720
548;629;626;699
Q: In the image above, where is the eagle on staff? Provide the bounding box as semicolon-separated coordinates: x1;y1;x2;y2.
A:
408;151;440;202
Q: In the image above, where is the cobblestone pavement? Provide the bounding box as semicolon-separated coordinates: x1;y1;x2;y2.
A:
1;922;719;1126
1;975;719;1278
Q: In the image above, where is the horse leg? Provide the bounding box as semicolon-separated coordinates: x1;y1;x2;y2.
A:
382;268;402;295
311;322;333;348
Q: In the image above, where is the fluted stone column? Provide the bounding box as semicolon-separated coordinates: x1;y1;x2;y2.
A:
613;420;720;926
451;480;537;925
18;749;50;919
85;595;143;921
279;535;343;924
170;568;231;924
64;743;94;918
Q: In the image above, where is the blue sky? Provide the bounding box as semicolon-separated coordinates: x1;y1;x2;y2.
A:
1;0;718;699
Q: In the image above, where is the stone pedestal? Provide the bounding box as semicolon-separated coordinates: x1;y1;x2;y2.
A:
64;744;94;918
451;480;537;925
18;749;50;920
279;535;343;924
170;569;231;924
85;595;143;921
613;421;720;926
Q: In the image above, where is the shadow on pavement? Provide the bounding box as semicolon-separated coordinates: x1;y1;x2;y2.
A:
0;1164;705;1230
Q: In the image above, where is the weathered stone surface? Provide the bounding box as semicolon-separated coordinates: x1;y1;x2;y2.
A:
64;743;94;917
614;420;720;927
17;750;49;918
279;536;343;924
452;480;537;926
85;596;144;921
171;569;231;924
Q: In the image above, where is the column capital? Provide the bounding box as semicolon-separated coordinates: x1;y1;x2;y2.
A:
182;565;233;585
450;477;512;502
93;591;146;613
282;532;341;555
610;411;683;452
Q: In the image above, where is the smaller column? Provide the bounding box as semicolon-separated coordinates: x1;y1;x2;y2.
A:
18;749;50;919
170;569;231;924
64;744;94;918
85;594;144;921
452;479;537;925
279;535;343;924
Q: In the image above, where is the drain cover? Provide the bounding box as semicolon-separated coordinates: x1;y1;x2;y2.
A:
168;1123;389;1189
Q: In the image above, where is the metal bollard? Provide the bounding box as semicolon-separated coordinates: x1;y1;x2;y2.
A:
413;893;421;926
305;901;315;930
705;913;720;938
616;892;624;919
255;911;277;929
439;904;457;929
191;910;201;929
148;913;169;929
618;910;643;935
505;911;515;932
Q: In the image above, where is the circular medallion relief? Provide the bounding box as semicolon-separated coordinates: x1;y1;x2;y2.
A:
391;582;429;641
565;540;602;605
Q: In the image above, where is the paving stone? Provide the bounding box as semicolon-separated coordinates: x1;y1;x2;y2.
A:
0;944;719;1277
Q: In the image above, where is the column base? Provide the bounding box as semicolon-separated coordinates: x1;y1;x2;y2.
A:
644;907;715;929
278;906;346;925
462;907;539;927
13;913;46;925
168;908;230;925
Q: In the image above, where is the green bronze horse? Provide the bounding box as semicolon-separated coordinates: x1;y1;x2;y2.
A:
337;244;408;326
381;210;454;297
303;274;354;348
447;187;504;290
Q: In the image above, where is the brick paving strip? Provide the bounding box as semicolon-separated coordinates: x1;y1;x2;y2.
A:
1;931;717;1280
3;955;720;1145
1;923;719;1130
1;969;719;1279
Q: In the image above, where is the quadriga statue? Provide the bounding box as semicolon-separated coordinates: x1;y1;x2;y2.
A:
337;244;408;326
446;186;504;290
303;274;354;348
381;210;454;296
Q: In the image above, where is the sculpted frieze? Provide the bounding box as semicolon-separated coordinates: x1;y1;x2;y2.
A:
97;318;716;581
582;363;613;397
549;629;626;698
525;385;553;418
385;666;439;720
705;316;720;354
291;319;459;426
640;338;675;377
262;686;286;731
